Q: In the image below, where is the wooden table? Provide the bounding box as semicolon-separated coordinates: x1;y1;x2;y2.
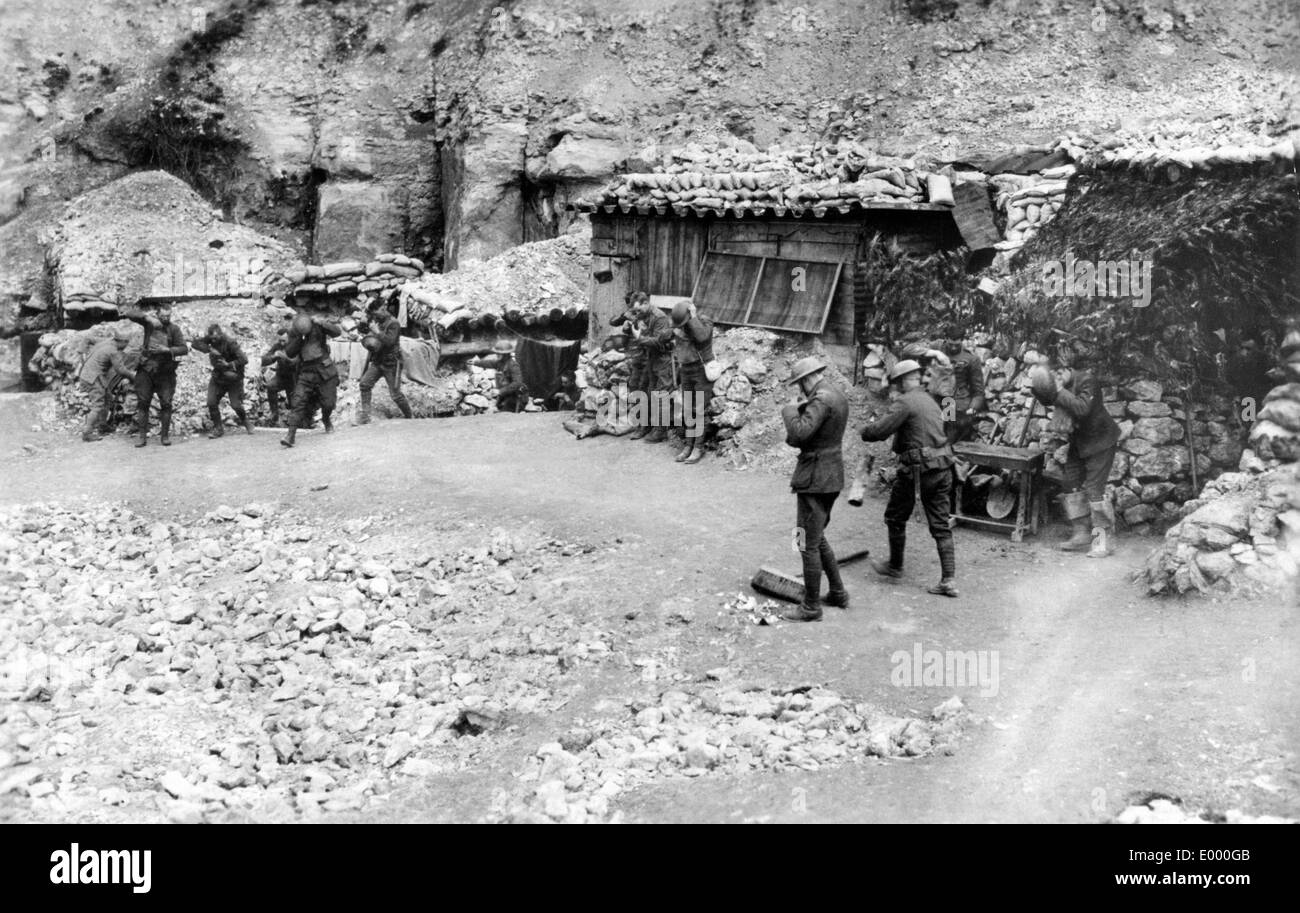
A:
952;441;1046;542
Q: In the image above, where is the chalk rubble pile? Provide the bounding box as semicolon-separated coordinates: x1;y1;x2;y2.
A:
0;502;610;822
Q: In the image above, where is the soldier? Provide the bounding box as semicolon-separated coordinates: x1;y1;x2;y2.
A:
191;323;253;438
612;292;674;442
489;339;527;412
261;325;297;426
780;356;851;622
280;313;341;448
670;299;714;464
1029;343;1121;558
78;328;135;442
356;298;413;424
939;325;987;516
122;304;187;447
940;325;987;443
860;359;959;597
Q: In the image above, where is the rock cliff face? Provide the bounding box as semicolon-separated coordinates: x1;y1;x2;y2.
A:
1;0;1296;333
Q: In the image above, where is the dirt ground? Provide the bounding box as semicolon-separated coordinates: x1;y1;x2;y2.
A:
1;392;1296;823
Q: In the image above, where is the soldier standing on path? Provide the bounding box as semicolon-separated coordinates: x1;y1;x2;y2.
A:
860;359;959;598
261;325;297;426
122;304;187;448
779;356;851;622
670;299;714;465
612;292;674;442
78;328;135;442
1029;341;1121;558
940;325;988;516
191;323;254;438
356;298;413;424
281;313;341;448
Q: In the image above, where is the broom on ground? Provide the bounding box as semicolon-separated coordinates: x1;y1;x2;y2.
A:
751;548;872;604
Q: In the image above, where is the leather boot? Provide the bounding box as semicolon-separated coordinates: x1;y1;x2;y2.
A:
208;424;224;439
355;392;371;425
871;558;902;579
159;414;171;446
644;426;667;443
242;416;255;434
82;430;103;442
1087;500;1115;558
628;425;649;441
782;603;823;622
927;579;960;598
684;438;704;464
280;426;297;448
396;397;413;419
322;413;334;433
1059;518;1092;552
674;440;694;462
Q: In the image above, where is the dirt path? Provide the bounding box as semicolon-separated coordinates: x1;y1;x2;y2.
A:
2;397;1296;822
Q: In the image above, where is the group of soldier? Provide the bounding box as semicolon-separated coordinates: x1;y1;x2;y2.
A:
609;291;717;465
779;328;1120;622
78;296;417;449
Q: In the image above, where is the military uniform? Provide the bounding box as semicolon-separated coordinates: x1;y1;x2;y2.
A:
1035;368;1121;553
192;333;251;435
127;313;187;445
282;318;341;446
358;311;412;421
782;376;849;618
495;356;526;413
261;338;297;424
860;388;956;584
78;338;134;440
673;315;714;459
613;307;674;438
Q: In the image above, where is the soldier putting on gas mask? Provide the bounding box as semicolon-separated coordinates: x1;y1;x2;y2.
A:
281;313;341;448
860;359;959;597
1029;341;1121;558
780;356;851;622
356;297;413;424
121;304;187;448
191;323;253;438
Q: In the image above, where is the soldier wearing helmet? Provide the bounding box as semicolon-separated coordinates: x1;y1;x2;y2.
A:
260;314;299;426
859;358;959;597
1029;339;1120;558
670;299;714;464
779;355;851;622
355;297;413;425
121;303;188;447
77;326;136;442
191;322;253;438
281;311;342;448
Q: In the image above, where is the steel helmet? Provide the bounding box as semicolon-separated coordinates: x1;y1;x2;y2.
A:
1028;364;1057;401
670;299;694;327
889;359;923;381
900;342;929;361
785;356;827;385
291;314;314;336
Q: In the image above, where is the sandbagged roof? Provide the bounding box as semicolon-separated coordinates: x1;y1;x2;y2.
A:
573;140;956;217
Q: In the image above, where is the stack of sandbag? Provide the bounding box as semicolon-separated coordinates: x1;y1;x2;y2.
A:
578;139;958;214
991;166;1073;250
290;255;425;298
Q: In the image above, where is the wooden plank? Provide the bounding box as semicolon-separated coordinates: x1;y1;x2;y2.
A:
951;183;1001;250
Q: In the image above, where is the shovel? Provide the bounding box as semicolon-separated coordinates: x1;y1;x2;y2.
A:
750;548;872;604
